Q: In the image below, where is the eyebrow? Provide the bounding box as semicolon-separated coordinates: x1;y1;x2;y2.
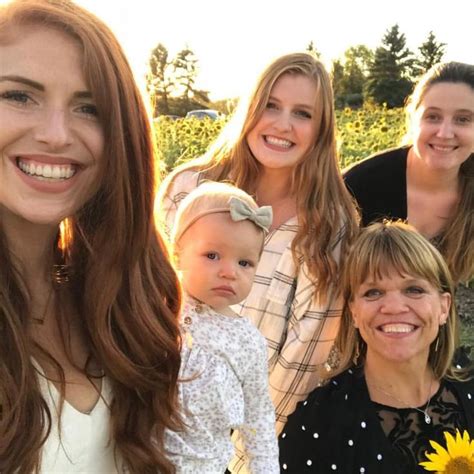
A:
0;74;93;99
424;106;474;114
0;75;44;91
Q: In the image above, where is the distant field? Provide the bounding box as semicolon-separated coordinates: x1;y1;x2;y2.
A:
154;103;406;172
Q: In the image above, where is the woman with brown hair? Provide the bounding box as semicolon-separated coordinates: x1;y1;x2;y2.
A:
0;1;181;472
279;222;473;473
159;52;359;446
345;62;474;284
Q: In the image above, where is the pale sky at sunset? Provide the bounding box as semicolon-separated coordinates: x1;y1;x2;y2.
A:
5;0;473;100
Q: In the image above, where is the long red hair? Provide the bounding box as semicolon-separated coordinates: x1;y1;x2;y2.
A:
0;1;181;472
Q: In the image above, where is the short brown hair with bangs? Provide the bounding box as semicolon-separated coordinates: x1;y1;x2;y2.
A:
334;221;461;381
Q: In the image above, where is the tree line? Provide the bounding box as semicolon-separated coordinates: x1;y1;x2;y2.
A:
147;24;446;117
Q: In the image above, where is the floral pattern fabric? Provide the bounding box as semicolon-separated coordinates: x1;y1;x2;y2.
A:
164;296;279;474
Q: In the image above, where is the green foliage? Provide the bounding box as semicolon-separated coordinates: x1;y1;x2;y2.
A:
154;116;227;171
336;103;406;169
306;41;321;59
366;24;414;108
147;43;210;118
412;31;446;77
154;104;406;171
332;45;373;109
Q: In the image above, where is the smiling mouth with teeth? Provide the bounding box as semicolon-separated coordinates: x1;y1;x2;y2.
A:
264;135;294;148
16;158;77;181
378;323;417;334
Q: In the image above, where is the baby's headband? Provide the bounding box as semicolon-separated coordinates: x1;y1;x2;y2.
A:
174;197;273;243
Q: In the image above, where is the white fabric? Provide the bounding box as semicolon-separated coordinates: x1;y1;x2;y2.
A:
164;296;279;474
34;361;122;473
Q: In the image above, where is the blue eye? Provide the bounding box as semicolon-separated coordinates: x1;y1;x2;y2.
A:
1;90;32;105
363;289;382;299
295;109;312;119
405;286;425;295
77;103;98;117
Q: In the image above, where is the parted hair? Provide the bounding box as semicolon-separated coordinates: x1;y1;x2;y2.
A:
0;1;181;473
405;61;474;283
164;52;359;296
334;221;462;381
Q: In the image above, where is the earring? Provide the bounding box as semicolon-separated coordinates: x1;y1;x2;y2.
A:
434;327;442;352
353;333;361;366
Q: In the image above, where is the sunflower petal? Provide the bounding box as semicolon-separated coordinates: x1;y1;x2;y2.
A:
429;439;450;462
419;460;440;471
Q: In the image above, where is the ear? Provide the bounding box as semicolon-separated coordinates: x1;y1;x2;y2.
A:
438;292;451;326
349;301;359;328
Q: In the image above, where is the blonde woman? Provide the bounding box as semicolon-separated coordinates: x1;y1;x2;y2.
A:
158;52;359;441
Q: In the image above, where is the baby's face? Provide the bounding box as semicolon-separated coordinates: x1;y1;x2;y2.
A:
177;212;263;312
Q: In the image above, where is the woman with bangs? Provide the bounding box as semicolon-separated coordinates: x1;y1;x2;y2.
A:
279;222;473;473
344;62;474;284
0;1;181;473
158;52;359;450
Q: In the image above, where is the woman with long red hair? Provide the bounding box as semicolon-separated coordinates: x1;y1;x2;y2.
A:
0;1;181;472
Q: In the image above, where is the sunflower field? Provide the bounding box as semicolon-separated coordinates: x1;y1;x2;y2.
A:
154;103;407;172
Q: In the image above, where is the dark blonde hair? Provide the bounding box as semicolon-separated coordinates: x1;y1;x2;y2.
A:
335;221;461;380
165;53;359;296
405;62;474;283
0;1;181;473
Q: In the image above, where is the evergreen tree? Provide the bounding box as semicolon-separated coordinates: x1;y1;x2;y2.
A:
413;31;446;76
366;24;414;107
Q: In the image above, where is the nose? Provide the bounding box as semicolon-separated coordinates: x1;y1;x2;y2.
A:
379;292;409;314
436;119;455;139
34;108;73;150
218;262;237;279
274;110;292;132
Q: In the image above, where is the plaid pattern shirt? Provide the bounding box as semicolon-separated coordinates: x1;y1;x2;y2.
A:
158;170;344;439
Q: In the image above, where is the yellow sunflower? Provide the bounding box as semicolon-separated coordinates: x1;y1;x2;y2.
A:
420;429;474;473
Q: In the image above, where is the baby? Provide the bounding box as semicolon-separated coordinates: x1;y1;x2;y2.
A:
164;182;279;473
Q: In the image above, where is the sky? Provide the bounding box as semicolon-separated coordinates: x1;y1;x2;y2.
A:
6;0;474;100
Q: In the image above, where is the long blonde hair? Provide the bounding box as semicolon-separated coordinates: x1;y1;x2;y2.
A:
335;221;462;381
166;53;359;295
405;62;474;283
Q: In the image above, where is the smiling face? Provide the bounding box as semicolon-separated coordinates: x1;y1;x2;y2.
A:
176;212;263;313
411;82;474;172
350;271;450;368
0;25;103;227
246;73;318;173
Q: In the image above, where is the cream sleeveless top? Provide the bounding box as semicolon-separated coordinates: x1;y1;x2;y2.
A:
34;361;122;473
